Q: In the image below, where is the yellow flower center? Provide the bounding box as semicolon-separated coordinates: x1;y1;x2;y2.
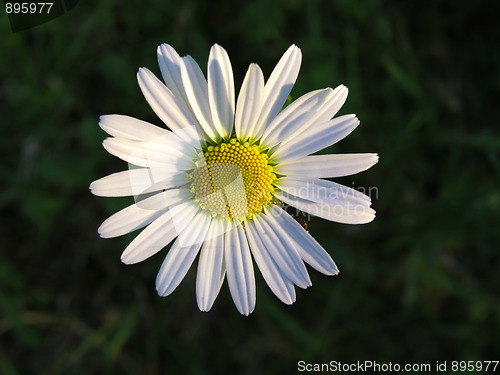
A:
190;138;276;221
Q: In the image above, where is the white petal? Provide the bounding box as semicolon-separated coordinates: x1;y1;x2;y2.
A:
271;114;360;162
234;63;265;140
252;213;311;289
245;219;296;304
208;44;235;139
224;222;256;315
276;153;379;178
99;115;167;141
120;201;199;264
156;211;211;296
90;169;189;197
97;189;191;238
137;68;201;138
276;177;375;225
274;84;348;148
322;84;349;121
157;44;193;113
261;86;346;148
196;219;226;311
278;177;372;206
102;135;195;170
252;45;302;138
181;55;219;141
266;205;338;275
274;187;375;224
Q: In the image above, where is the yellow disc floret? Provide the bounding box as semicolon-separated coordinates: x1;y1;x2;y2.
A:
190;138;276;221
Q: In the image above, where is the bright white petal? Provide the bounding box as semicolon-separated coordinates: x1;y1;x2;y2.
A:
102;135;195;170
156;211;211;296
157;43;193;114
322;84;349;121
261;86;347;148
137;68;201;138
273;84;349;147
208;44;235;138
274;187;375;224
225;222;256;316
271;114;360;162
181;55;219;141
252;45;302;138
99;115;167;141
97;189;191;238
90;169;189;197
120;201;199;264
253;213;311;289
266;205;338;275
234;63;265;140
196;219;226;311
278;177;372;206
276;153;379;178
245;219;296;304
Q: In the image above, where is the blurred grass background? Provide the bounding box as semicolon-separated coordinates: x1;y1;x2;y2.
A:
1;0;499;373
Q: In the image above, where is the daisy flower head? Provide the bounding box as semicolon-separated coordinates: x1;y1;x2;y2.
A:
90;43;378;315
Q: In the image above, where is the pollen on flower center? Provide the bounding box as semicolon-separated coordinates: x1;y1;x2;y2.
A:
189;138;276;221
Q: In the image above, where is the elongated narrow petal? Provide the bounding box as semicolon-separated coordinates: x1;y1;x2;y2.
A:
121;202;199;264
157;43;193;114
271;114;360;162
322;84;349;121
208;44;235;138
274;190;376;224
266;205;338;275
90;169;189;197
102;136;194;170
245;220;296;304
137;68;200;135
225;222;256;315
276;177;375;223
181;55;219;141
235;63;265;140
278;177;372;206
275;84;349;148
196;219;226;311
99;115;167;141
97;189;191;238
253;213;311;288
261;87;346;148
156;212;211;296
276;153;379;178
252;45;302;138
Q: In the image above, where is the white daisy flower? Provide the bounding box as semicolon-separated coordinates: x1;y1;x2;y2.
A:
90;43;378;315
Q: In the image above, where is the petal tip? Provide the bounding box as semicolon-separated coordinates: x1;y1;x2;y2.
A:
97;225;106;238
157;43;172;53
330;268;340;276
120;253;132;264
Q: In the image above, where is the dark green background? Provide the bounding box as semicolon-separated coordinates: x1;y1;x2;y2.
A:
1;0;499;374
